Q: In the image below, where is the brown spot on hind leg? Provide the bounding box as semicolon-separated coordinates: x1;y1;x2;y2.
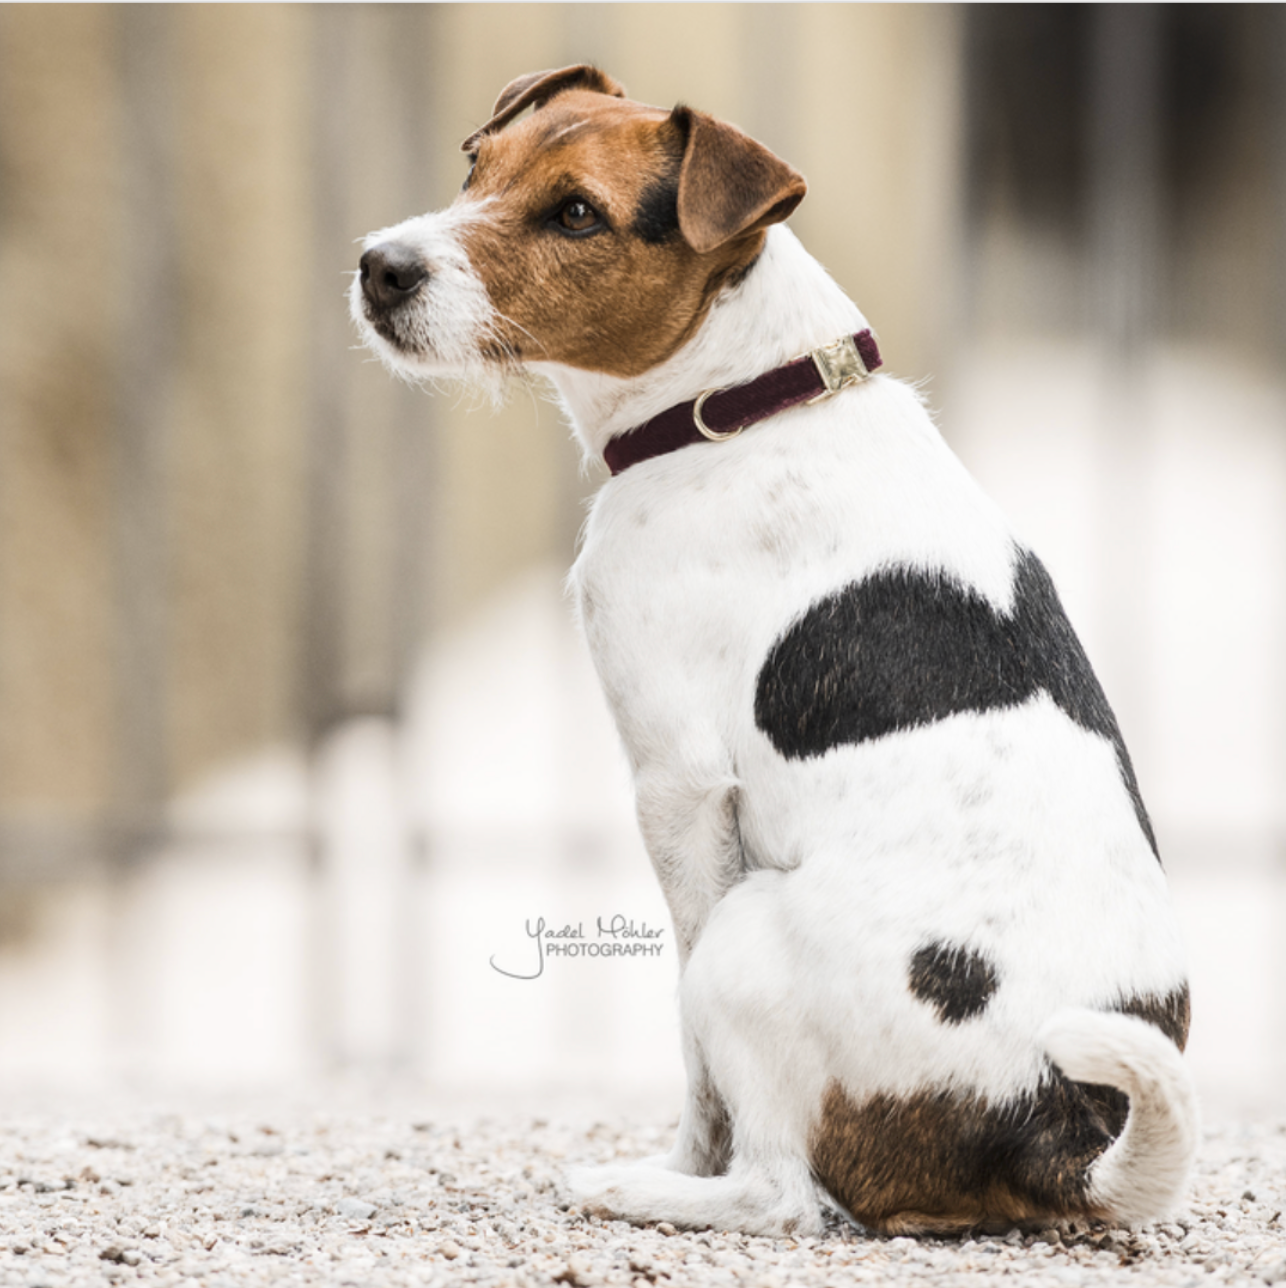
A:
811;1079;1121;1238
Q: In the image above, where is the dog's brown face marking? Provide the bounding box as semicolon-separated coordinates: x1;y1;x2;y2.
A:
451;77;805;379
458;94;734;377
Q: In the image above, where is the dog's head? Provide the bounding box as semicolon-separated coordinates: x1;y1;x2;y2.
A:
350;66;806;387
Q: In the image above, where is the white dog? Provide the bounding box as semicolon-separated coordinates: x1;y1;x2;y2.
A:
351;66;1196;1238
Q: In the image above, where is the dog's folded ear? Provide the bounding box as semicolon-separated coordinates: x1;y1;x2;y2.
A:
671;107;807;255
461;65;627;152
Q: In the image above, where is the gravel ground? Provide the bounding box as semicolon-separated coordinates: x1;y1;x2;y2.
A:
1;1103;1283;1288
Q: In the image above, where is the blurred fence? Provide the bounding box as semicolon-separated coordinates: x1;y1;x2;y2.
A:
0;6;1284;1112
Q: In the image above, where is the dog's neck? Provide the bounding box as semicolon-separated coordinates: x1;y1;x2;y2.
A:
534;227;869;464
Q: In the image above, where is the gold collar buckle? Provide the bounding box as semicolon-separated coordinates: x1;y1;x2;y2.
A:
806;334;870;404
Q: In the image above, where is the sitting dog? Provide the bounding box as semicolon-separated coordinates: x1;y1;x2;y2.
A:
350;65;1196;1237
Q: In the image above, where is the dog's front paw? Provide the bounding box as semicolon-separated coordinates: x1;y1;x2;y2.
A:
564;1162;639;1220
565;1158;824;1237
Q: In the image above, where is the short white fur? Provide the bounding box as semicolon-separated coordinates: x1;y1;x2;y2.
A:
352;203;511;403
351;99;1196;1238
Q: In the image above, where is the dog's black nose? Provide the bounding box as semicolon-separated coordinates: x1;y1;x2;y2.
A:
359;243;428;311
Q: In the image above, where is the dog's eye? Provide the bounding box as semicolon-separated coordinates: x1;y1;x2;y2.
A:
553;198;602;235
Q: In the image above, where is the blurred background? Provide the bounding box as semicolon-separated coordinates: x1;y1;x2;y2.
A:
0;4;1283;1119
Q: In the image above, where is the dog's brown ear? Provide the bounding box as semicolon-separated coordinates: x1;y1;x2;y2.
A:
671;106;807;255
461;65;627;152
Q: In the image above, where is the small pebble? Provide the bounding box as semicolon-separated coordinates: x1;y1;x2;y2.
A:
336;1196;378;1221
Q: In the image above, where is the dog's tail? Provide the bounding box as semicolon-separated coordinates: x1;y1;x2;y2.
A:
1040;1007;1199;1225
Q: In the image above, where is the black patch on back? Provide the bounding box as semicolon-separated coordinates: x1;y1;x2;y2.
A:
754;548;1159;858
632;176;680;244
908;941;999;1024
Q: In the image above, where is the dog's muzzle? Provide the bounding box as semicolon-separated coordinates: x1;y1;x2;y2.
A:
359;243;429;314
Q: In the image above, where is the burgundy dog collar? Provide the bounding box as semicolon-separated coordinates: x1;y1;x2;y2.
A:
603;329;882;476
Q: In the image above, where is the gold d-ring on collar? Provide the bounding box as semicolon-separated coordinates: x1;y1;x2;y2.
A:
693;388;742;442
